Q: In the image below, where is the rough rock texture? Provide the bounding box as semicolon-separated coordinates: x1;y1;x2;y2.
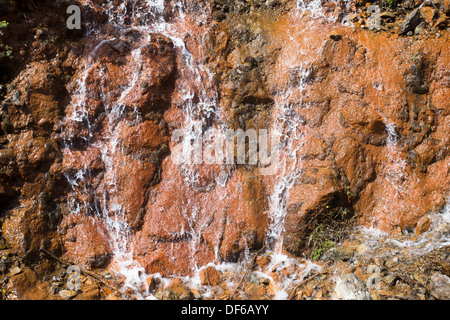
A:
331;273;373;300
0;0;449;299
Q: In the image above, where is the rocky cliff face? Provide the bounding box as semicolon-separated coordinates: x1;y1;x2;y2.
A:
0;0;448;299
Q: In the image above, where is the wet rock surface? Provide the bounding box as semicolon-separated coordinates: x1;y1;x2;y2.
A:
0;0;448;299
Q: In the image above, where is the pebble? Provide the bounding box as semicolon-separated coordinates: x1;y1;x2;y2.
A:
9;267;22;276
356;243;368;254
329;31;342;41
59;289;78;300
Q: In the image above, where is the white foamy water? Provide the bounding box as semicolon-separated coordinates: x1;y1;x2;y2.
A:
61;0;225;294
265;67;310;252
62;1;330;298
60;0;449;301
356;200;450;255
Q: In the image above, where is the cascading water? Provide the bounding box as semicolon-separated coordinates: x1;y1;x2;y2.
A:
61;0;341;299
60;0;245;295
57;0;449;301
265;66;310;253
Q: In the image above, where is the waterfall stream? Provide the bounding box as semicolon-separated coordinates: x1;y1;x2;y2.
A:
60;0;340;299
57;0;449;300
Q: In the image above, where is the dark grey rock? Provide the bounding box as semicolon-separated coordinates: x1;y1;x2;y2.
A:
399;8;422;34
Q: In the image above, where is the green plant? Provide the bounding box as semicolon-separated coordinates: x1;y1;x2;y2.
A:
385;0;399;7
304;206;354;261
0;20;12;61
311;239;335;261
412;51;420;63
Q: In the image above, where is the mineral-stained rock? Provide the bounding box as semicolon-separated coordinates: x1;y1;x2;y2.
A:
398;8;422;34
59;289;78;300
1;204;60;262
161;278;194;300
61;215;112;268
420;6;436;25
430;274;450;300
199;266;222;286
133;161;268;275
331;273;373;300
0;0;449;300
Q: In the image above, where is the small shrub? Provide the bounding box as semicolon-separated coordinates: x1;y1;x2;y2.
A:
0;20;12;61
385;0;400;8
302;204;355;261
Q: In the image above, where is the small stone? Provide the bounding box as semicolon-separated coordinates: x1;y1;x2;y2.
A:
342;14;360;24
414;22;426;35
256;255;271;268
199;266;222;286
356;243;368;254
430;274;450;299
164;278;194;300
328;247;355;261
415;216;432;236
398;8;421;34
331;274;373;300
420;6;436;24
329;31;342;41
11;91;22;106
9;267;22;276
145;275;160;292
59;289;78;300
154;290;164;300
99;271;112;279
191;289;202;300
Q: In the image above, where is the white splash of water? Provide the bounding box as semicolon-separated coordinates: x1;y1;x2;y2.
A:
297;0;324;17
62;0;225;295
356;200;450;255
265;65;311;252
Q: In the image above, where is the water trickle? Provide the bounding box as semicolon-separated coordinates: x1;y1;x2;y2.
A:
265;65;312;253
57;0;449;300
61;0;336;298
61;0;225;293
